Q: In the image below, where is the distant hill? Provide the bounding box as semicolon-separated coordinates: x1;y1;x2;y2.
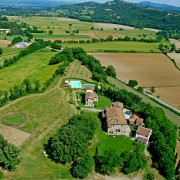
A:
53;0;180;31
137;1;180;11
0;0;73;7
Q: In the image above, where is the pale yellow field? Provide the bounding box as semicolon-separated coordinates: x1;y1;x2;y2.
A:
153;86;180;110
90;53;180;87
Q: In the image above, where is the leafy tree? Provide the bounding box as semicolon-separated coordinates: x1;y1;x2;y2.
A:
45;114;97;164
34;80;41;91
171;43;176;51
71;154;94;178
105;65;116;78
128;80;138;87
23;78;32;92
49;30;53;35
120;143;147;174
0;135;20;171
137;86;144;93
95;150;120;175
11;36;23;45
150;86;155;94
144;171;154;180
0;48;3;55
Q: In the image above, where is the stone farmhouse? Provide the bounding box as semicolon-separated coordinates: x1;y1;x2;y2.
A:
104;102;131;136
136;126;152;146
85;90;98;107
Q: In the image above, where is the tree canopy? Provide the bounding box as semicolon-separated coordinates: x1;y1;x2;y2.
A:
0;135;20;171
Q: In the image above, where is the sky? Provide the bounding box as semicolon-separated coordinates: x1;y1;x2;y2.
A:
68;0;180;7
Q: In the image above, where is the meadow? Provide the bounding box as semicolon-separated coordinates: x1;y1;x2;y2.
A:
64;41;161;52
0;50;58;91
0;47;22;65
90;52;180;110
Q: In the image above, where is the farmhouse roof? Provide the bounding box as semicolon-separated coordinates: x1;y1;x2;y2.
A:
130;114;139;120
136;126;152;137
113;102;123;109
106;107;127;127
137;136;148;144
85;91;98;100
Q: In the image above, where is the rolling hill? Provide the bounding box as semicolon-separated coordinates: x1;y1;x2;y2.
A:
52;0;180;31
137;1;180;11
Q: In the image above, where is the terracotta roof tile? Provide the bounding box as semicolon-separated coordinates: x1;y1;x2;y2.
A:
136;118;144;123
85;91;98;100
106;107;127;126
137;136;148;144
113;102;123;109
137;126;152;136
130;114;139;120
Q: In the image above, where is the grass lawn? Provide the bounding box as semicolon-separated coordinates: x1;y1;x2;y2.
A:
0;51;59;91
94;95;112;109
89;113;133;156
0;88;76;179
2;114;25;127
63;41;162;52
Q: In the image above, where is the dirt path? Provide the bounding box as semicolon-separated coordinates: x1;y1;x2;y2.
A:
0;77;63;112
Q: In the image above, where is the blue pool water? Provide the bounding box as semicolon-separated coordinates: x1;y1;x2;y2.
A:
70;81;82;88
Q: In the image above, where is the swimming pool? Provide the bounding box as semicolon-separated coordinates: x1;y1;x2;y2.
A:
70;81;82;88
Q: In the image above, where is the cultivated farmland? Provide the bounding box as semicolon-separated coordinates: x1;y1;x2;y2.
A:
168;53;180;69
90;53;180;110
5;16;158;42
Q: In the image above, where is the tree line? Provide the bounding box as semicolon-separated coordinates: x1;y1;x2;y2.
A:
52;35;161;45
0;135;20;171
1;42;45;69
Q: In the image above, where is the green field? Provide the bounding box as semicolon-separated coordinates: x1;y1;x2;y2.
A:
95;124;133;155
0;48;22;65
2;114;25;127
63;41;162;52
33;33;90;39
0;88;75;179
94;95;112;109
0;51;58;91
